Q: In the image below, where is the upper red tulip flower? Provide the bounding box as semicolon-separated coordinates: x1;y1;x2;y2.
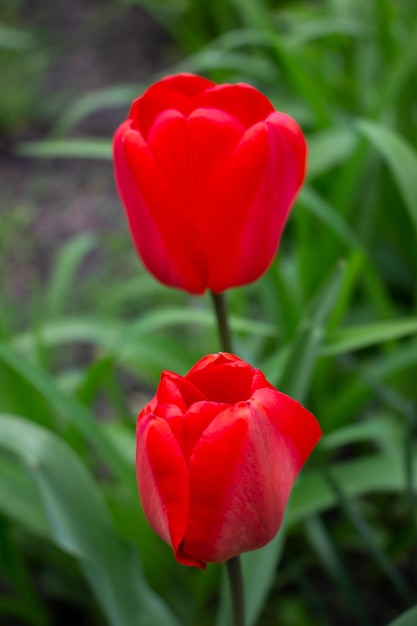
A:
136;352;321;569
113;73;307;294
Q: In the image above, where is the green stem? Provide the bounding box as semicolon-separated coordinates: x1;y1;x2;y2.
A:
209;292;245;624
226;556;246;626
210;292;233;353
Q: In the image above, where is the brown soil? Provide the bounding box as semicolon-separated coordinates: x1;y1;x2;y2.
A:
2;0;175;310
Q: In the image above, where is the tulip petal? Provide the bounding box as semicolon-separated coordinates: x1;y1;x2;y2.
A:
147;107;245;206
184;400;228;456
194;82;275;129
186;352;240;376
251;387;322;466
181;397;310;563
205;113;307;292
135;352;321;568
201;122;271;291
125;107;246;291
114;74;308;293
130;73;215;139
122;127;206;292
153;403;186;456
187;361;253;404
136;415;192;562
178;408;249;564
250;368;276;394
157;371;207;411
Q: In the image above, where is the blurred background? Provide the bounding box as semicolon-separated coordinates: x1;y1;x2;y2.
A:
1;1;417;625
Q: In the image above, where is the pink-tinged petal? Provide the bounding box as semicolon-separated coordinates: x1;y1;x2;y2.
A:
122;128;206;293
178;408;249;564
251;387;322;467
182;396;312;563
194;82;275;128
130;73;215;138
136;415;191;559
157;371;207;411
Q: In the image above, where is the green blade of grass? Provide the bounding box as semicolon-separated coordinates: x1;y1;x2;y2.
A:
0;454;48;537
323;467;413;605
277;265;344;402
0;414;181;626
323;317;417;356
0;342;130;482
16;139;112;160
305;516;371;626
52;84;141;135
307;127;358;180
357;120;417;239
300;188;361;249
46;233;97;317
289;448;417;523
0;25;36;51
387;606;417;626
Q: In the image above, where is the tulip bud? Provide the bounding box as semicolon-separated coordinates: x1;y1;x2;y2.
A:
136;352;321;569
113;73;307;294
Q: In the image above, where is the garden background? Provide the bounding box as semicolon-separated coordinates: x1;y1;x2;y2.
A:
1;0;417;625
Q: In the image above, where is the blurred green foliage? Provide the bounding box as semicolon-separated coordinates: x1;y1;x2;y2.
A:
1;0;417;625
0;0;46;136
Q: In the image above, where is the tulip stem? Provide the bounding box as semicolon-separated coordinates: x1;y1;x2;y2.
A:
210;292;233;353
211;294;244;622
226;556;246;626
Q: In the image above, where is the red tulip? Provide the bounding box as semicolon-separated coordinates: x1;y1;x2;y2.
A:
113;73;307;294
136;352;321;569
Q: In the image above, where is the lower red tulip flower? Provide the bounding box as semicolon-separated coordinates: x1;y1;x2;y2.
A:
136;353;321;569
114;73;307;294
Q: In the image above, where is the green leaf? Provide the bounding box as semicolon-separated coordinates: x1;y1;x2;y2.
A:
277;266;344;402
288;16;369;45
13;311;276;355
321;414;402;452
386;606;417;626
242;526;286;626
0;25;36;51
357;120;417;238
0;453;48;537
307;128;358;180
16;139;112;160
376;14;417;115
0;341;130;482
300;187;361;249
178;49;276;81
323;317;417;356
0;414;181;626
52;84;141;135
288;449;417;523
304;516;371;626
46;233;97;317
